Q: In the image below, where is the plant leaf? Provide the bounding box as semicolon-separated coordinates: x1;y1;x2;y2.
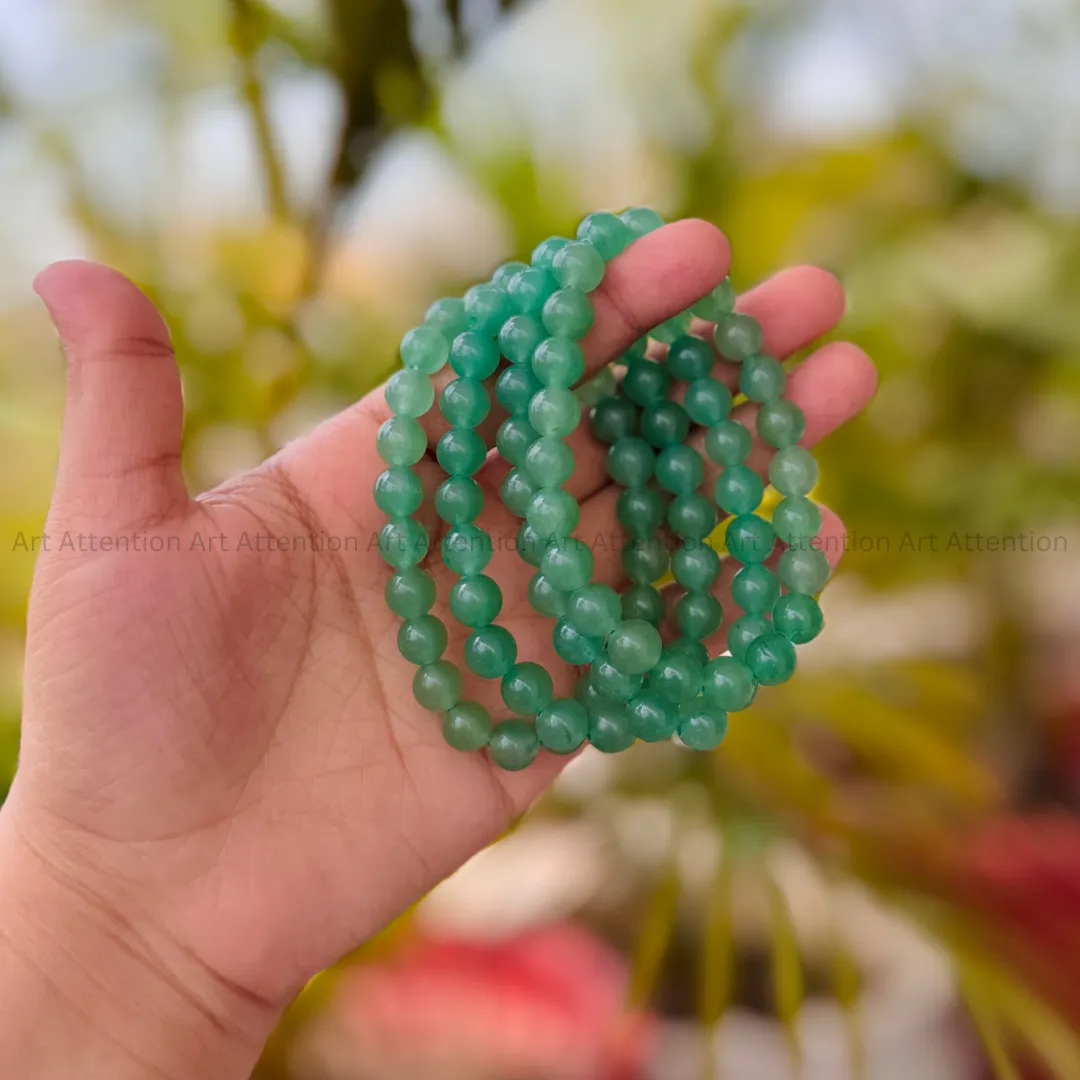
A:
698;841;734;1080
626;865;680;1011
767;872;804;1069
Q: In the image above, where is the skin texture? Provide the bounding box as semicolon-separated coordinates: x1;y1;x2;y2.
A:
0;220;876;1078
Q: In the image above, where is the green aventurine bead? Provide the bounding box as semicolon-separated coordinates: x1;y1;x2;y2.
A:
620;206;664;236
568;584;622;637
542;288;594;338
726;514;776;564
779;545;831;594
528;573;568;618
740;354;787;402
652;312;692;345
508;267;557;316
668;494;718;541
531;236;571;270
532;337;585;386
591;658;643;701
377;417;426;466
684;378;733;427
727;613;770;662
529;386;581;437
502;662;554;715
449;574;503;628
443;701;493;751
668;637;709;667
770;447;819;497
667;336;714;381
641;402;691;448
577;212;632;260
378;517;429;568
607;437;656;486
400;325;450;373
498;315;546;366
621;583;665;625
489;719;539;771
374;466;423;517
692;278;736;322
385;567;436;619
650;649;704;704
774;593;824;643
442;525;493;575
607;619;663;675
451;331;500;379
714;465;765;516
678;703;729;751
465;625;518;678
537;699;588;753
757;399;807;449
656;445;704;495
493;260;529;290
425;297;470;340
385;368;435;418
629;691;678;742
501;467;538;517
591;397;638;445
577;366;617;406
676;591;723;640
541;537;594;591
703;656;757;710
398;614;448;664
588;703;636;754
464;283;510;336
517;522;546;568
623;360;670;406
672;542;721;590
553;241;606;292
705;419;752;466
622;536;669;583
496;365;543;416
526;488;580;539
437;427;487;476
435;476;483;525
713;313;763;362
497;417;539;467
413;661;462;711
745;631;797;685
772;496;822;546
525;436;575;486
553;618;604;664
440;378;490;428
617;487;667;535
575;672;603;707
732;564;780;614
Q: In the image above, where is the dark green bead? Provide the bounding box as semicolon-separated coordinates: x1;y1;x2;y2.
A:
577;211;632;260
464;283;510;336
773;593;824;643
553;240;606;292
702;656;757;711
607;437;656;486
778;546;831;594
496;417;539;467
374;466;423;517
620;206;664;237
442;701;493;751
553;618;604;665
728;613;770;663
451;331;500;379
621;583;665;626
435;474;484;524
591;397;638;445
590;657;643;702
536;698;588;754
540;537;594;591
516;521;546;568
440;378;490;429
691;278;736;322
628;691;678;742
398;614;448;665
575;673;604;707
528;386;581;437
378;517;429;568
400;325;450;373
493;260;529;289
623;360;670;407
667;493;718;541
666;637;710;668
740;354;786;403
713;313;763;362
772;497;822;547
501;467;539;517
769;447;818;497
528;573;568;618
671;541;721;590
465;625;518;678
714;465;765;516
502;662;554;715
377;416;426;466
385;368;435;418
531;236;571;270
442;524;492;575
667;336;714;381
621;535;670;584
678;702;729;751
542;288;594;339
745;631;797;685
437;427;487;476
606;619;663;675
413;661;462;712
650;649;704;704
655;445;704;495
488;719;539;771
651;311;692;345
726;514;776;564
449;574;503;628
507;266;557;316
532;337;585;387
424;297;469;341
757;399;806;450
617;487;667;536
498;314;546;366
732;564;780;614
567;583;622;638
641;402;691;448
705;419;752;466
675;590;723;640
526;488;580;540
623;337;649;362
684;378;733;427
496;364;543;417
524;436;575;487
587;703;636;753
385;567;436;619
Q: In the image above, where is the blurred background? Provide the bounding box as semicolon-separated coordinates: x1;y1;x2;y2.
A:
3;0;1080;1077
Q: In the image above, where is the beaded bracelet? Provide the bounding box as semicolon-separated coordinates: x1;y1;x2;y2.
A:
375;208;831;771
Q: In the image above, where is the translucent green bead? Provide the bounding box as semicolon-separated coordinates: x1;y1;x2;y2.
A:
553;241;606;292
488;719;539;771
667;336;714;381
623;337;649;363
464;283;510;336
377;416;427;466
684;378;733;427
424;297;469;340
385;368;435;418
443;701;493;752
507;266;557;316
374;466;423;517
532;337;585;387
769;447;819;497
451;331;500;379
588;703;636;754
671;541;721;590
442;524;493;575
745;631;797;686
714;464;765;516
607;437;656;487
465;625;518;679
577;366;617;406
567;583;622;638
726;514;776;564
667;637;710;667
437;427;487;476
713;313;763;363
740;354;786;403
553;618;604;665
651;312;692;345
531;236;571;271
691;278;736;322
732;564;780;615
516;521;546;568
621;535;669;584
641;402;691;448
771;496;822;547
502;662;554;715
526;487;580;540
577;211;632;260
493;260;529;290
413;661;462;712
435;472;484;524
575;673;604;708
542;288;594;339
655;445;704;495
398;614;448;665
702;656;757;711
496;365;543;417
667;493;717;541
529;386;581;438
650;649;704;704
537;699;588;754
501;467;539;517
541;537;594;591
774;593;824;643
620;206;665;237
675;590;723;640
727;613;770;662
621;583;665;626
617;487;667;536
607;619;663;675
629;691;678;742
778;546;831;594
623;360;670;407
400;325;450;373
498;315;545;367
378;517;429;568
678;702;729;751
528;573;568;618
757;399;806;450
496;417;539;467
440;378;490;429
705;419;752;466
591;657;643;702
591;397;638;445
525;436;575;487
449;574;503;628
385;567;436;619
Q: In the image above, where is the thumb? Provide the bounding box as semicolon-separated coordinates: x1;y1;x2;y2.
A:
34;260;190;530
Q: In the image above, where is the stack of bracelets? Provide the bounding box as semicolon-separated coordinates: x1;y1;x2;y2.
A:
375;208;831;771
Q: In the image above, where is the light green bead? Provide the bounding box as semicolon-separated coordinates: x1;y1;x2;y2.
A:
655;445;704;495
649;649;704;704
501;467;538;518
577;211;632;260
442;524;492;575
590;657;643;702
714;465;765;516
757;399;806;449
449;574;503;628
385;567;436;619
529;385;581;437
778;546;831;594
542;288;594;339
588;703;636;753
507;266;557;316
517;521;546;568
668;637;709;667
465;625;518;679
450;331;500;379
684;378;733;427
541;537;594;591
621;583;666;626
400;325;450;373
575;673;603;707
667;493;717;541
488;719;539;771
464;283;510;336
442;701;493;751
702;656;757;711
424;297;469;341
705;419;752;466
607;437;656;487
526;487;580;540
524;436;575;486
773;593;824;643
621;535;669;584
496;365;543;417
532;338;585;387
498;315;546;366
745;631;797;685
675;590;723;640
726;514;776;564
378;517;429;568
641;402;691;448
667;336;714;381
692;278;736;322
374;466;423;517
413;661;462;712
528;573;568;618
398;614;448;665
385;368;435;417
493;260;529;289
553;618;604;665
536;699;588;754
740;354;786;402
437;427;487;476
769;447;818;497
591;397;638;445
606;619;663;675
623;360;670;406
567;584;622;638
440;378;490;429
628;691;678;742
678;702;729;751
620;206;665;237
772;496;822;547
531;236;571;270
731;564;780;615
713;313;763;363
435;475;483;525
617;487;667;536
671;542;721;591
727;613;770;663
651;312;692;345
502;662;554;715
553;240;606;292
377;416;427;466
577;365;617;406
496;417;539;467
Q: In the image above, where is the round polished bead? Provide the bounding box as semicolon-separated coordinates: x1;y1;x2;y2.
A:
377;416;426;466
442;524;492;575
675;590;723;640
532;337;585;387
757;399;806;450
774;593;824;643
529;386;581;437
502;662;554;715
568;584;622;638
591;397;638;445
541;537;594;591
437;427;487;476
617;487;667;536
536;699;588;753
692;278;736;322
778;545;831;594
770;447;819;497
607;437;656;487
493;260;529;290
449;574;503;628
496;365;543;417
667;637;710;666
650;649;704;704
398;614;448;665
771;496;822;547
715;464;765;516
488;719;539;771
671;541;721;590
553;241;606;292
684;378;733;427
400;325;450;373
588;703;636;754
622;535;670;584
678;702;729;751
516;521;547;568
667;493;718;541
440;378;490;429
542;288;594;338
667;336;714;381
553;618;604;665
528;573;568;618
621;583;665;626
508;266;558;316
577;365;617;406
732;564;780;615
574;672;604;707
705;419;752;466
620;206;665;237
607;619;663;675
496;417;539;467
498;315;546;367
525;436;575;486
727;613;771;662
628;691;678;742
713;313;763;363
641;402;691;448
577;211;632;260
464;283;510;336
442;701;493;751
385;368;435;417
374;466;423;517
531;236;571;271
465;625;518;679
726;514;776;564
702;656;757;711
526;487;580;540
385;567;436;619
591;657;643;702
652;312;692;345
623;337;649;363
413;661;462;712
740;354;786;403
378;517;429;568
501;467;539;517
623;360;671;407
425;297;470;340
436;475;483;525
451;331;500;379
656;445;704;495
745;631;797;685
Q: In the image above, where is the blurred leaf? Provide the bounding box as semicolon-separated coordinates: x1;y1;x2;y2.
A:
831;925;866;1080
767;872;804;1069
698;840;734;1080
626;864;680;1010
962;977;1023;1080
